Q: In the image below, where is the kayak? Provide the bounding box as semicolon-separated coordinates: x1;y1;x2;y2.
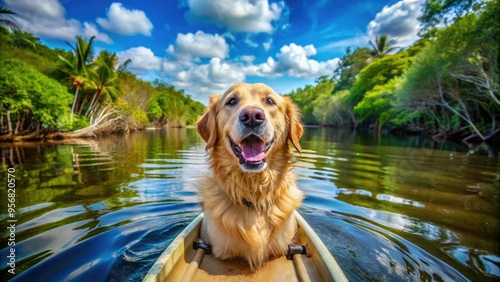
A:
143;211;348;282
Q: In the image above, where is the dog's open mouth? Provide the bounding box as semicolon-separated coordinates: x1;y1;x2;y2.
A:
229;135;273;171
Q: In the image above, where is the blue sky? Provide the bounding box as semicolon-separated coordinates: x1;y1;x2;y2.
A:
3;0;424;104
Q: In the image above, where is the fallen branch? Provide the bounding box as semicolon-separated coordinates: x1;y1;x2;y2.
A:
46;117;122;139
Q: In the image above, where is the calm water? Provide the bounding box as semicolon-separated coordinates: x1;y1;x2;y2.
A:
1;128;499;282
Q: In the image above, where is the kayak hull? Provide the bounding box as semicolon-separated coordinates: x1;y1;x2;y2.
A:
143;211;348;282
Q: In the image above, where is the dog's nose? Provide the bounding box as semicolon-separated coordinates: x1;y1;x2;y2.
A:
239;107;265;127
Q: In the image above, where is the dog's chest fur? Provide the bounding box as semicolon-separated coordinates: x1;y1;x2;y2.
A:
198;173;303;270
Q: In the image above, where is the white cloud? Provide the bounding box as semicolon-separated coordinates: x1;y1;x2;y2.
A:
162;60;179;72
186;0;285;33
118;42;340;102
245;35;259;48
221;31;236;41
165;43;339;101
173;58;246;94
5;0;64;18
117;47;162;71
263;39;273;51
367;0;424;47
96;3;153;36
159;43;340;100
240;55;256;63
247;43;340;78
4;0;111;43
167;31;229;61
82;22;113;44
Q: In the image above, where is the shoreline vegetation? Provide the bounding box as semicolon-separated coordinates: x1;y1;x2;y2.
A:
1;0;499;147
0;21;205;143
286;0;499;147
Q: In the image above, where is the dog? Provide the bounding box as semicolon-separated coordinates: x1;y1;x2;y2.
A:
196;83;304;270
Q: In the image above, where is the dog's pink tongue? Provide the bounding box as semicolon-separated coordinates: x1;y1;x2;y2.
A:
241;140;265;162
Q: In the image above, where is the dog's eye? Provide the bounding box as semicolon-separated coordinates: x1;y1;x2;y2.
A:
226;98;238;106
265;98;275;105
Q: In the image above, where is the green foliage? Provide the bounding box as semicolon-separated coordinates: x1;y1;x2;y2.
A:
369;34;400;58
398;0;499;138
0;28;70;77
147;80;205;126
59;114;90;131
349;51;410;105
354;78;400;125
313;90;352;126
0;6;20;30
0;58;72;131
0;29;205;135
419;0;483;32
333;47;372;92
288;77;334;124
283;0;497;140
115;98;149;128
391;109;430;127
289;49;413;128
85;50;120;117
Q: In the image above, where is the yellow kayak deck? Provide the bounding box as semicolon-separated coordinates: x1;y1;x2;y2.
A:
143;211;348;282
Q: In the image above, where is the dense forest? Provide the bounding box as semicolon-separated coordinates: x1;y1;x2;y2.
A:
287;0;499;144
0;23;204;140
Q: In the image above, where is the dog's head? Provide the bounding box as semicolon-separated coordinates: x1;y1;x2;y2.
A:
197;83;303;173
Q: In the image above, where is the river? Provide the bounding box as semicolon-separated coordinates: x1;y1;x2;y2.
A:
0;127;499;281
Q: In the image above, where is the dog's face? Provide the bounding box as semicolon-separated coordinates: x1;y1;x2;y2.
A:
197;83;303;173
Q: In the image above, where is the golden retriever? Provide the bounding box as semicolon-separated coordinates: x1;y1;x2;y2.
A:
196;83;304;270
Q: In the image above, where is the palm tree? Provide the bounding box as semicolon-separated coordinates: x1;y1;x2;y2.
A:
58;36;95;122
85;51;120;118
0;7;20;30
369;34;399;58
117;58;132;72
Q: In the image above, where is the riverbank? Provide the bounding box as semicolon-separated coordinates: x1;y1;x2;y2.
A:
2;123;499;157
0;122;193;143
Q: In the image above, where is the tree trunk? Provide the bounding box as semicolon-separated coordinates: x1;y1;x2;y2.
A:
77;92;89;115
437;79;485;140
6;109;12;134
14;112;22;134
86;91;101;117
46;115;120;139
19;114;26;133
0;102;3;129
70;84;81;122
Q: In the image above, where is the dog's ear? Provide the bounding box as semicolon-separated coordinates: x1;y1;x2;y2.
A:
197;94;221;150
284;96;303;154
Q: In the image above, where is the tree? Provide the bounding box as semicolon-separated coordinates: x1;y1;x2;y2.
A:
397;1;499;141
58;36;96;122
354;78;400;129
85;51;120;121
0;7;19;30
333;47;372;92
313;90;352;126
369;34;400;59
288;78;335;124
419;0;483;32
144;80;205;127
349;51;410;105
0;59;71;133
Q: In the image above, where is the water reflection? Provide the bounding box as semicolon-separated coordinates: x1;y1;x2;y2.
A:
0;127;498;281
